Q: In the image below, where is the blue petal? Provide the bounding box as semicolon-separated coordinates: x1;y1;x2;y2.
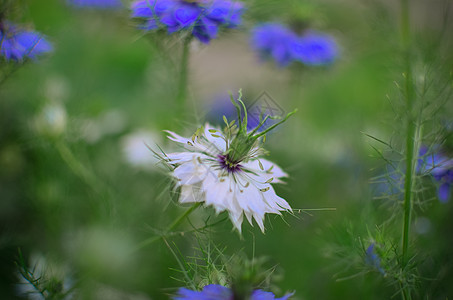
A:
131;0;156;18
1;27;52;61
202;284;232;299
174;285;232;300
174;287;201;300
205;0;244;27
193;17;219;43
438;182;451;203
251;23;297;67
67;0;123;9
251;289;276;300
173;3;201;27
15;31;53;59
291;32;338;66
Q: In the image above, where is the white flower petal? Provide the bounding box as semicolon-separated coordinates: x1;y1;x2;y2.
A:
263;185;291;211
203;123;226;152
173;162;206;185
179;185;203;203
165;130;188;144
201;172;230;213
235;186;267;232
229;210;244;233
243;159;288;180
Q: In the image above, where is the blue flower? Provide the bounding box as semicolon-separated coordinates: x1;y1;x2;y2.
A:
418;146;453;203
130;0;245;43
251;23;297;67
0;23;53;62
67;0;123;9
251;23;338;67
365;243;386;276
174;284;293;300
290;31;338;66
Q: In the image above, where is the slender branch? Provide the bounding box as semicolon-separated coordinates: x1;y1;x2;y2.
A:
167;202;202;232
133;202;202;251
400;0;416;299
55;140;105;196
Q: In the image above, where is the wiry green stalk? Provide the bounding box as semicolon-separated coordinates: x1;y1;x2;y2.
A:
55;140;114;218
134;202;201;251
400;0;417;299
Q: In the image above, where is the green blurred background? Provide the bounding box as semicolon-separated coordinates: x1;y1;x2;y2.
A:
1;0;453;299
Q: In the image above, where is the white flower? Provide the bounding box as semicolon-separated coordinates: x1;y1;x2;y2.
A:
165;123;291;233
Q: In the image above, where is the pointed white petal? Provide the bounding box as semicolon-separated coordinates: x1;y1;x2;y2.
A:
235;186;266;224
229;210;244;233
203;123;226;152
167;152;197;164
242;159;288;181
201;172;230;213
179;185;203;203
253;211;265;233
244;211;253;226
165;130;189;144
263;185;291;211
173;162;206;185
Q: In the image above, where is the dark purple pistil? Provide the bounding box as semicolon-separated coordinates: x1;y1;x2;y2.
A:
218;155;242;173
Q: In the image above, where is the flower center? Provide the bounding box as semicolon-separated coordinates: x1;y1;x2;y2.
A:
218;155;242;173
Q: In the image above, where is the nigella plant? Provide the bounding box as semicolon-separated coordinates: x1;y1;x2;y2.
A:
0;22;53;62
130;0;245;43
175;284;293;300
163;91;296;232
251;22;338;67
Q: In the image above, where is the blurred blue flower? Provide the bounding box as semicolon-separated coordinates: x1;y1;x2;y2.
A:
418;146;453;203
0;23;53;62
251;23;338;67
251;23;297;67
67;0;123;9
174;284;293;300
206;94;237;125
365;243;386;276
291;31;338;66
130;0;244;43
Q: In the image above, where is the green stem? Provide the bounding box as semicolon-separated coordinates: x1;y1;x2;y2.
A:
55;140;104;196
167;202;201;232
176;36;191;120
402;119;415;265
133;202;201;251
400;0;416;299
55;140;114;217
